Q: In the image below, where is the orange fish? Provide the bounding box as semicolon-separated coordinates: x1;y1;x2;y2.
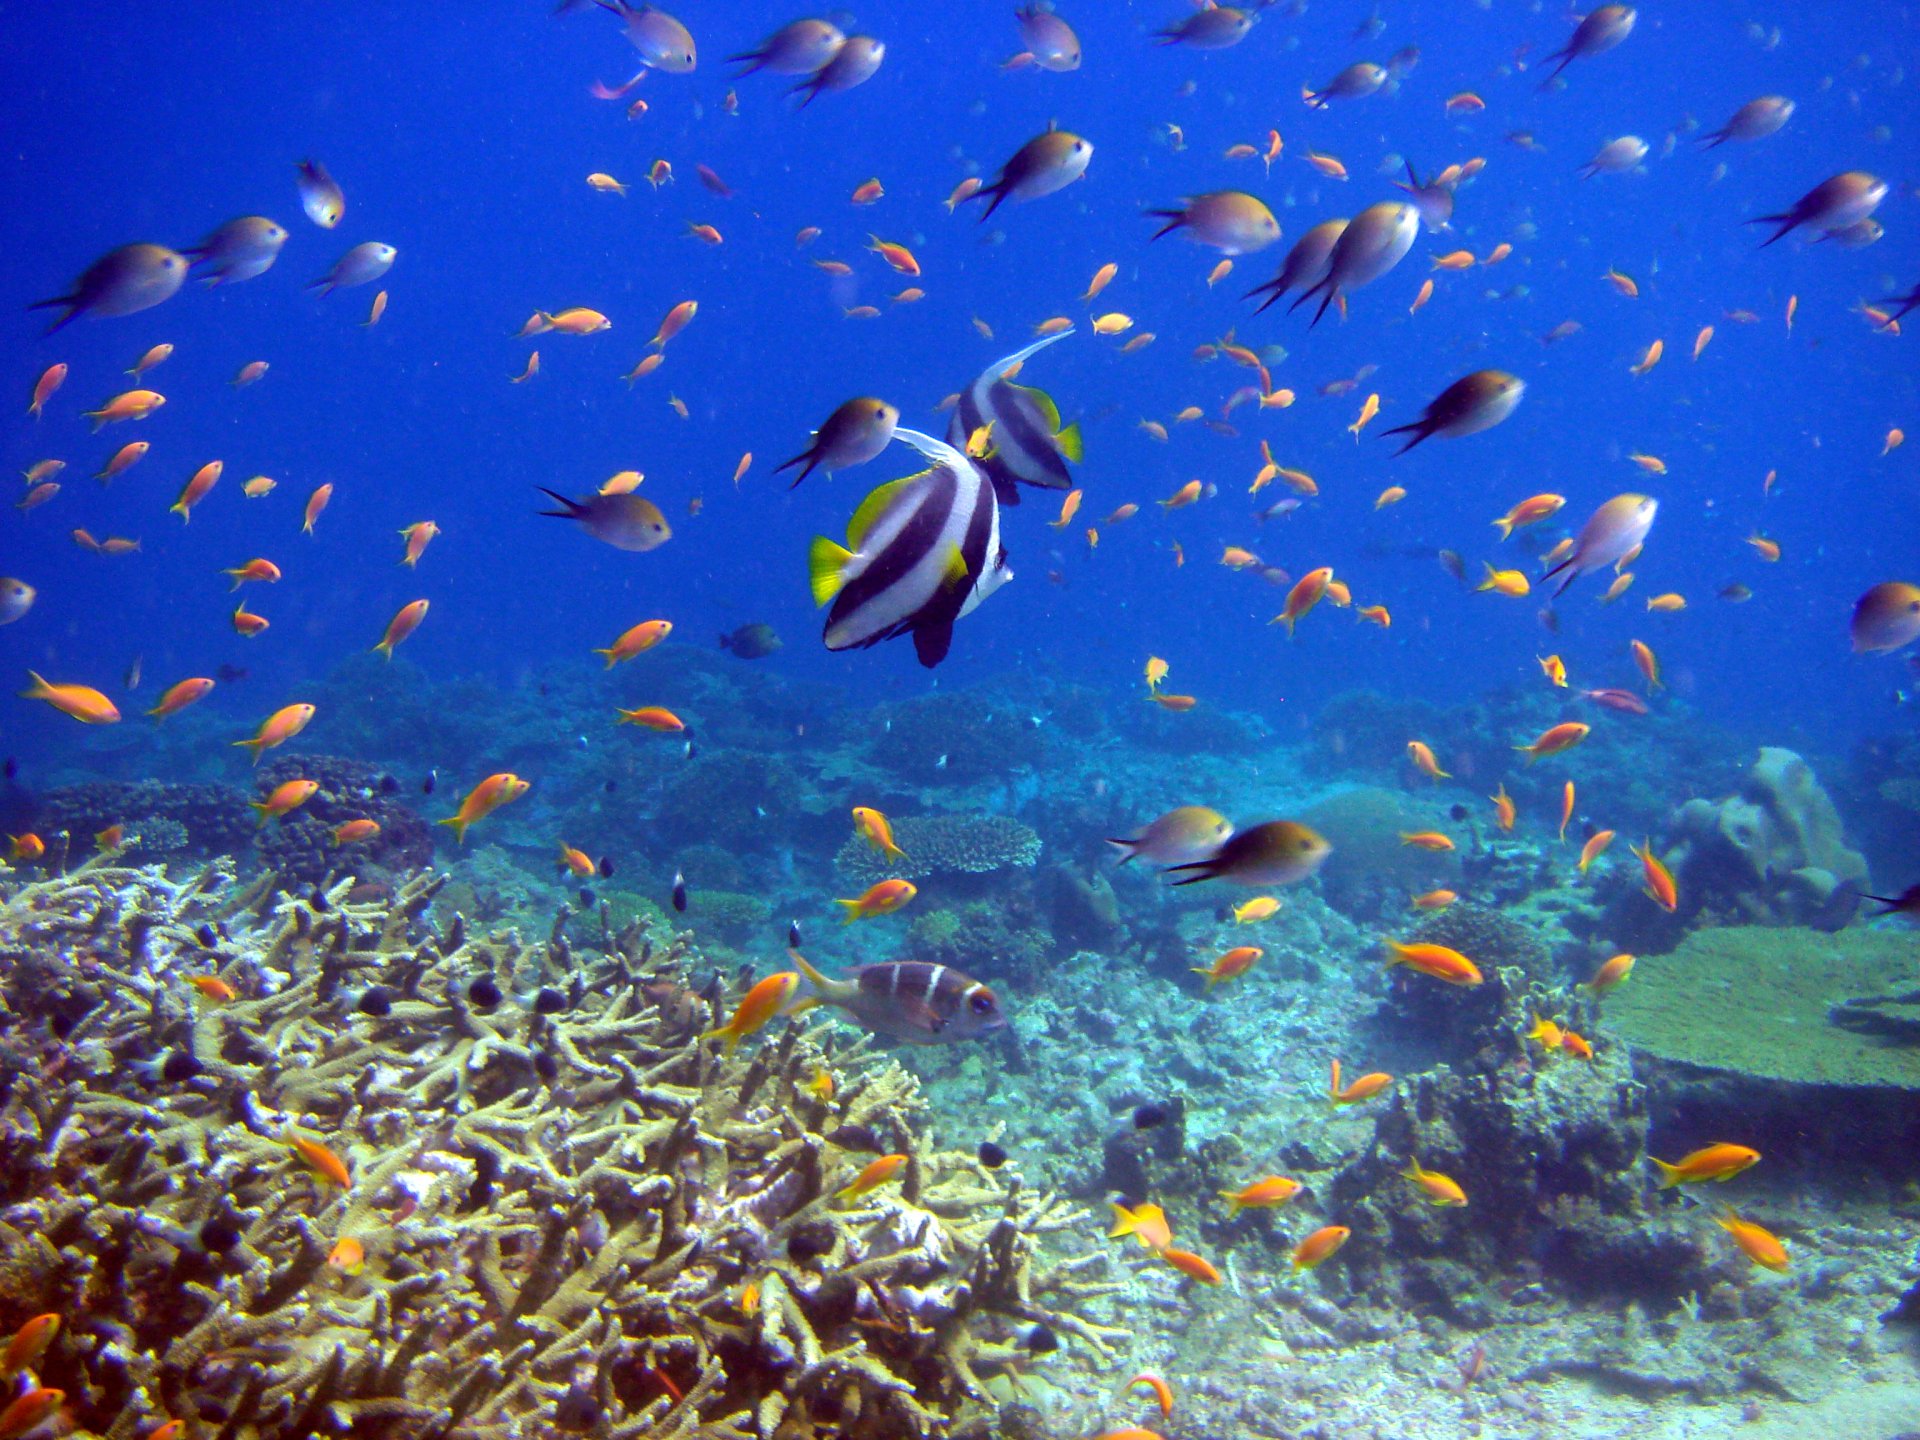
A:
651;299;698;349
232;360;269;387
1049;489;1084;529
327;1236;366;1275
289;1134;352;1189
685;222;723;245
836;878;916;922
1411;889;1456;911
1527;1014;1564;1053
1716;1207;1789;1270
1192;946;1261;990
223;557;281;589
1127;1372;1175;1418
595;619;672;666
1159;1247;1222;1285
6;835;45;862
1407;740;1450;780
1577;829;1616;874
28;364;67;419
1586;953;1635;994
835;1153;908;1201
942;179;980;212
1559;781;1576;842
623;354;664;385
252;778;319;823
1650;1142;1758;1188
1275;567;1334;635
702;971;803;1055
1375;485;1406;510
866;235;919;275
303;483;334;535
1410;278;1434;314
1399;831;1454;851
1385;940;1483;986
1746;534;1781;562
187;974;237;1003
1401;1159;1467;1207
1646;592;1687;613
21;672;120;724
373;599;429;658
1633;839;1677;911
1219;1176;1301;1214
1477;564;1531;597
438;773;530;844
1492;493;1565;539
1515;721;1590;763
850;177;884;205
1630;638;1662;691
1292;1225;1350;1270
1159;479;1202;509
84;389;165;429
96;441;150;481
0;1389;64;1440
1560;1029;1594;1060
232;703;315;763
333;819;382;847
1329;1059;1393;1105
148;677;215;720
510;352;540;384
1490;783;1516;832
1347;392;1379;439
1629;338;1663;375
616;705;686;731
1431;250;1476;270
1;1314;59;1377
1109;1201;1174;1252
1148;693;1197;712
94;824;124;854
852;806;906;859
170;460;223;521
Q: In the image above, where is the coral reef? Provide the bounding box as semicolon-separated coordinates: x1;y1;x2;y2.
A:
1300;786;1460;919
1662;747;1870;935
255;754;435;886
0;859;1126;1440
30;779;255;865
835;816;1043;887
871;693;1044;784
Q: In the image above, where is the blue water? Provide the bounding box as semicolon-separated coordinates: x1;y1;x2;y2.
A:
3;0;1913;766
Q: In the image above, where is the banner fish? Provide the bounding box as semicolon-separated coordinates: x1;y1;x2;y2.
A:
947;331;1082;505
808;428;1010;668
788;950;1007;1045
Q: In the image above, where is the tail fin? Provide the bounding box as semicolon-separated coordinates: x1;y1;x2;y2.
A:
808;537;855;606
535;487;585;520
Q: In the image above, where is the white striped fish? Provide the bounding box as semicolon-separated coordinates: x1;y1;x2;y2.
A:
947;331;1083;506
789;950;1007;1044
808;428;1011;668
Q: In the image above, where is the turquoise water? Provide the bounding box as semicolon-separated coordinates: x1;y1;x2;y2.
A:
2;4;1917;1438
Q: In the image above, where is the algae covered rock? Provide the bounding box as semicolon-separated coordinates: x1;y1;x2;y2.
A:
1607;924;1920;1091
1665;747;1870;933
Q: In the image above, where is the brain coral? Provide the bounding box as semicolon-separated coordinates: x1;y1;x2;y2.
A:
0;860;1125;1440
835;816;1043;885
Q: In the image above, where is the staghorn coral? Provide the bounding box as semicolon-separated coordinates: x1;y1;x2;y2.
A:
0;856;1124;1440
835;816;1042;887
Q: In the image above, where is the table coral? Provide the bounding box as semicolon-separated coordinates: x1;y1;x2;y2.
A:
835;816;1043;886
0;859;1125;1440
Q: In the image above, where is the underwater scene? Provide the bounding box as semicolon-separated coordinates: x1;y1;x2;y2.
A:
2;2;1919;1438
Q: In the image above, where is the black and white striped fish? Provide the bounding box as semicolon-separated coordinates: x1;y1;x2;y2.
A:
808;428;1011;668
947;331;1083;506
789;950;1007;1044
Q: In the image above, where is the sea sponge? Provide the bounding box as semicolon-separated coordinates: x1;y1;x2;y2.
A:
835;815;1043;885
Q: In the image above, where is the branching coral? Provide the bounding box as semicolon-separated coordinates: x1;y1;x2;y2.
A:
0;857;1123;1440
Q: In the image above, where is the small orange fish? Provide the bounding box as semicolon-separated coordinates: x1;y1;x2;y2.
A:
1399;831;1455;851
148;677;215;721
1148;693;1197;712
1106;503;1139;524
170;460;223;522
303;483;334;535
1375;484;1406;510
1329;1059;1393;1106
1692;325;1714;361
1407;740;1450;780
1558;780;1576;842
702;971;802;1055
1602;268;1639;297
438;772;530;843
28;363;66;419
1109;1202;1172;1252
1159;1247;1222;1285
1785;294;1797;331
1492;493;1565;538
1431;250;1476;271
0;1389;64;1440
6;835;45;862
1645;592;1686;613
1049;489;1084;529
1490;783;1516;832
623;354;665;384
1304;150;1348;180
1220;1176;1301;1214
85;388;166;430
1630;638;1662;691
1410;278;1434;314
1411;889;1456;910
373;599;430;658
1539;654;1569;687
595;619;672;666
1192;946;1261;990
850;177;885;205
1274;566;1334;635
1;1314;59;1377
365;290;387;326
20;672;120;725
1402;1159;1467;1207
231;605;269;637
941;178;980;212
97;441;150;481
1291;1225;1350;1270
1716;1207;1788;1270
835;1153;907;1201
1483;243;1512;265
252;779;318;823
616;705;686;731
1515;721;1590;763
1159;478;1202;510
94;824;124;853
332;819;382;847
1651;1143;1757;1189
651;299;698;349
1127;1372;1175;1418
1347;392;1379;439
1587;953;1635;995
232;360;269;387
835;878;916;922
1560;1029;1594;1060
1746;534;1781;562
327;1236;366;1275
1526;1014;1564;1053
1633;839;1678;911
1083;261;1118;301
223;557;281;590
685;222;723;246
289;1134;352;1189
1578;829;1616;874
866;235;920;275
232;702;315;763
1385;940;1483;986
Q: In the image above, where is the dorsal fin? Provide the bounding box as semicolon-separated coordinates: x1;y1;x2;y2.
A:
845;475;920;549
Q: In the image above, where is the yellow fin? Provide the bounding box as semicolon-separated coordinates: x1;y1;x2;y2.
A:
808;537;855;607
1055;420;1084;464
941;543;971;591
846;475;918;551
1016;383;1062;432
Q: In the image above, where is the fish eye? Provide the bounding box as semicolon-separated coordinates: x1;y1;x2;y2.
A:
970;990;996;1014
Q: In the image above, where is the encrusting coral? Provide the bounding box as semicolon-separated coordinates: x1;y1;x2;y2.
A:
0;856;1125;1440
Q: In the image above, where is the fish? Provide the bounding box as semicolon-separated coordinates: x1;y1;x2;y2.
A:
1014;2;1082;70
809;428;1011;668
1543;495;1659;596
836;878;917;922
948;332;1081;505
333;820;381;847
0;1389;64;1440
595;620;672;666
438;773;530;844
20;672;119;724
1291;202;1420;325
1411;890;1456;911
1849;583;1920;653
1108;806;1233;866
787;951;1007;1044
1633;839;1677;911
28;363;67;418
1220;1176;1301;1214
1233;896;1280;924
1155;5;1255;48
536;489;671;551
1537;3;1636;88
719;623;782;659
615;706;685;731
97;441;149;481
1527;1015;1564;1052
1650;1143;1759;1188
1716;1208;1789;1270
83;389;166;430
1701;96;1795;148
1164;820;1331;887
1407;741;1450;780
252;779;318;823
308;241;396;295
969;127;1093;220
1159;1248;1222;1285
1385;940;1483;986
374;600;430;658
790;34;885;106
1245;218;1348;314
1109;1202;1173;1251
186;215;290;284
702;972;802;1055
729;18;843;75
1;1315;59;1378
289;1134;352;1188
1750;170;1887;248
1402;1159;1468;1207
835;1153;908;1201
852;807;906;859
1586;953;1635;994
148;678;215;720
1382;372;1524;453
303;485;335;535
1582;688;1647;715
1146;190;1280;255
1400;832;1454;851
31;244;187;331
1491;784;1516;832
1539;654;1569;687
1515;721;1590;763
1292;1225;1351;1270
1274;567;1335;635
232;703;315;764
1192;946;1261;990
777;397;900;487
1304;61;1387;107
1127;1372;1175;1418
